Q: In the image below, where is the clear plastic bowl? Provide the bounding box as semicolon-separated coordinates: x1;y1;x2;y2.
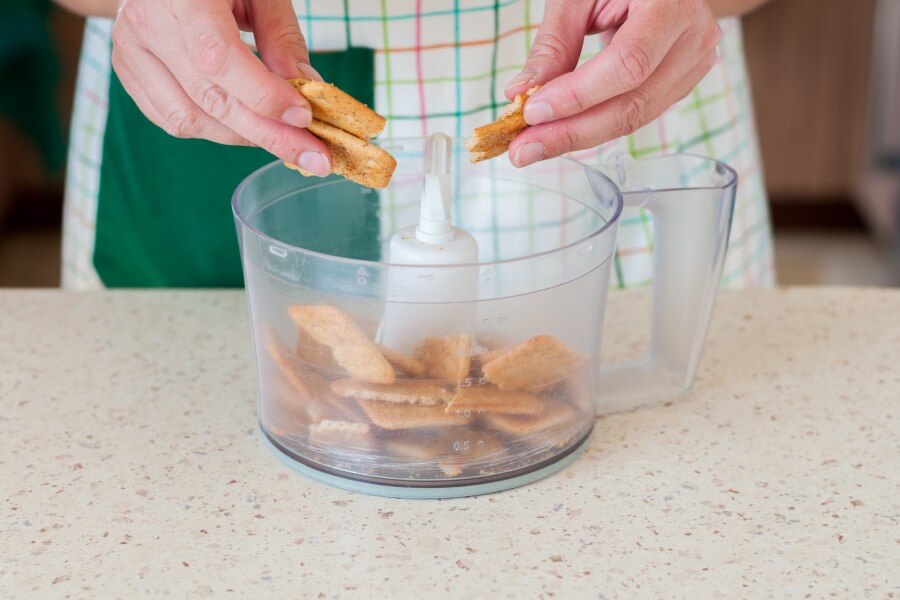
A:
233;139;737;498
233;139;736;497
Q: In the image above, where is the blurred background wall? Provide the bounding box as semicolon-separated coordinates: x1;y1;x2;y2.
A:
1;0;898;287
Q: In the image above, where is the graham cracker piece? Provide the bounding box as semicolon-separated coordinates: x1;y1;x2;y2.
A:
289;78;385;139
483;401;577;436
439;463;463;477
264;329;313;398
295;326;339;371
322;393;366;422
331;379;453;406
357;399;473;430
465;85;540;163
308;419;374;451
446;385;543;416
284;119;397;189
376;344;427;377
416;335;471;382
382;435;447;461
263;379;323;433
285;78;394;188
482;334;582;391
475;346;510;367
264;331;357;427
288;304;395;384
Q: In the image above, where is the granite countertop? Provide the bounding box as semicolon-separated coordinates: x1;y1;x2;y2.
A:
1;288;897;597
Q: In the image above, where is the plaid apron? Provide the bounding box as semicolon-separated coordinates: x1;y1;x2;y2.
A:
62;1;774;289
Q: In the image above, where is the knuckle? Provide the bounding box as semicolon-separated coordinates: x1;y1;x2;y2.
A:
248;84;282;117
196;34;229;76
559;81;590;114
269;21;307;51
530;31;572;64
198;84;232;120
615;44;652;89
557;125;582;153
257;128;294;157
617;92;650;136
164;108;201;139
118;0;148;30
678;0;700;23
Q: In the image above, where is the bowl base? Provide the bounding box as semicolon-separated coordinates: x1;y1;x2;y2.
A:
260;426;593;499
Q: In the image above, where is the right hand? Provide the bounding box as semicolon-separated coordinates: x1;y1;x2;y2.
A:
111;0;331;176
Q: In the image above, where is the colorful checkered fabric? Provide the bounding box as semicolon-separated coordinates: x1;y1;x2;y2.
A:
62;1;774;290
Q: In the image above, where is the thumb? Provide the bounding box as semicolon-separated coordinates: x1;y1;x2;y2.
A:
505;1;587;100
249;0;322;81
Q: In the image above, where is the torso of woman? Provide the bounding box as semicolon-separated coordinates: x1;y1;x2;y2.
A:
62;0;773;289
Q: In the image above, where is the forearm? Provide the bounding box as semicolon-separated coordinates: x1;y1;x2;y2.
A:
54;0;118;18
706;0;772;18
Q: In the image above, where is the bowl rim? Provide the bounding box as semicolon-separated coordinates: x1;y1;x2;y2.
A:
231;139;733;270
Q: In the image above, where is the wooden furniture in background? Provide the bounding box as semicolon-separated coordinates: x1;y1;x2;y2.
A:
742;0;877;204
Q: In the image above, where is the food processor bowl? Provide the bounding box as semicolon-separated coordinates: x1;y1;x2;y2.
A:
233;138;736;498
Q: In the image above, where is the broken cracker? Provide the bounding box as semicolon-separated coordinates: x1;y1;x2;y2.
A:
263;378;323;433
308;419;374;451
295;325;339;371
357;399;473;430
416;335;471;382
465;85;540;163
476;346;510;367
331;378;453;406
439;464;463;477
482;334;582;391
285;119;397;189
264;330;359;427
288;304;395;384
446;385;543;416
265;330;313;398
483;401;577;436
289;78;385;140
377;344;427;377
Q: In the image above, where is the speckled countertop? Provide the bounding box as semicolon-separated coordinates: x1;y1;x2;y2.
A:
1;288;897;598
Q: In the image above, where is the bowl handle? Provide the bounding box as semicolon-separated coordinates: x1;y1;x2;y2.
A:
595;154;737;414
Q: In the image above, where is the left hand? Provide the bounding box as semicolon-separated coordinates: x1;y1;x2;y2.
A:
505;0;721;167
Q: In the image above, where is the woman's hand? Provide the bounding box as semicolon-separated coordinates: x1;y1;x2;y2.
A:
111;0;331;175
505;0;721;167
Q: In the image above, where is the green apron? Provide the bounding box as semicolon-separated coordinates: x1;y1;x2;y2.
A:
94;48;375;288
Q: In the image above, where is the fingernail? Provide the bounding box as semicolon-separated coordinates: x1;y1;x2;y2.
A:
505;68;537;91
524;100;553;125
297;63;323;81
512;142;546;167
299;151;330;177
281;105;311;128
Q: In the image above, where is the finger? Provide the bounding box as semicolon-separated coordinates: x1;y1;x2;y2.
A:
523;0;698;125
510;47;717;166
112;40;249;145
504;0;589;99
156;0;313;127
246;0;322;81
152;39;332;174
112;52;167;128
